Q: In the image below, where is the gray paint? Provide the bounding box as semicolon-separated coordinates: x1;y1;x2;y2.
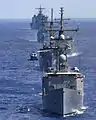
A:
42;73;84;115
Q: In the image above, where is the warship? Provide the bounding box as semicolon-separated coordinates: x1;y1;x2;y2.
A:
40;7;85;116
30;5;48;29
30;5;48;43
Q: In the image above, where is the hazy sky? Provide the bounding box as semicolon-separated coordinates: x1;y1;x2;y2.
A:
0;0;96;19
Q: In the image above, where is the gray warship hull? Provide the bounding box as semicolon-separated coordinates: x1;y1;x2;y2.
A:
42;72;84;116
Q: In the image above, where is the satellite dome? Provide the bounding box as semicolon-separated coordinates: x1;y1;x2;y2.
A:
60;34;65;40
60;54;67;61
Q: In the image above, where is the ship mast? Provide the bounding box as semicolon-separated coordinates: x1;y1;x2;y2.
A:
55;7;79;72
35;5;45;15
55;7;64;71
50;8;54;37
59;7;63;35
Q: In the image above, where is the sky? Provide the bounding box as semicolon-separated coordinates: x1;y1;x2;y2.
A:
0;0;96;19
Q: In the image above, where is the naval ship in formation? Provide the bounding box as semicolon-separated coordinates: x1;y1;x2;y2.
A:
30;5;48;43
38;7;85;116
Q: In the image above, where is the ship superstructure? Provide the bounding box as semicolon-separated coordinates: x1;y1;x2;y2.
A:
38;8;78;71
41;7;85;116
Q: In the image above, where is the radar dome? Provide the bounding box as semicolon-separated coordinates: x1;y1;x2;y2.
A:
60;34;65;40
60;54;67;61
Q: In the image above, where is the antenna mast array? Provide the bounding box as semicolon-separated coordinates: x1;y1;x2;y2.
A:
35;5;45;14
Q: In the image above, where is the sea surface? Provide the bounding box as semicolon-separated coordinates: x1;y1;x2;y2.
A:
0;19;96;120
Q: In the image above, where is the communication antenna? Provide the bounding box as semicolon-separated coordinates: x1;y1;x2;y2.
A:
35;5;45;14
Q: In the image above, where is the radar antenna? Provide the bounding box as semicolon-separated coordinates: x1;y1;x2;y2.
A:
35;5;45;14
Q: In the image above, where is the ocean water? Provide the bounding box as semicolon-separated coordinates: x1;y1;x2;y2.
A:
0;19;96;120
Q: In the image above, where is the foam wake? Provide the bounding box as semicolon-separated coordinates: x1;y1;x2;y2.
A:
64;106;88;117
67;52;81;58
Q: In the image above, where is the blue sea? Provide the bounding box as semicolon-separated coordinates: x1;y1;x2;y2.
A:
0;19;96;120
